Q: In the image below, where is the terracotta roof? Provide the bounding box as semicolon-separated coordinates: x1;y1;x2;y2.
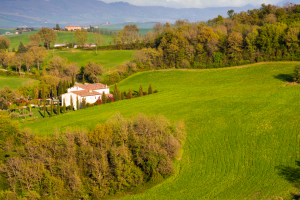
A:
76;83;109;90
71;90;101;97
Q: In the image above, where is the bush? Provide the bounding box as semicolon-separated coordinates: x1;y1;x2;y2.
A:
10;113;20;119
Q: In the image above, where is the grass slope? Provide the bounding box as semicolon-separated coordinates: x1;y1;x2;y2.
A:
0;76;38;89
52;50;136;72
6;31;39;50
23;62;300;199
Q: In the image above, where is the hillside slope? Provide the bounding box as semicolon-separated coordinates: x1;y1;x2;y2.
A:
24;62;300;199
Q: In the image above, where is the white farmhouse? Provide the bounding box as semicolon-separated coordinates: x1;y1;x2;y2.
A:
61;83;113;110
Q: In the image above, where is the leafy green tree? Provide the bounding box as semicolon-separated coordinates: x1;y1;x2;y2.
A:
74;29;88;46
38;27;58;50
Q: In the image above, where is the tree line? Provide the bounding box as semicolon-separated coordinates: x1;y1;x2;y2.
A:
0;112;185;199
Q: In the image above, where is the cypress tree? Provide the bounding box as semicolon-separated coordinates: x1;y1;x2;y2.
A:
102;91;107;104
50;100;53;117
76;95;79;110
128;89;132;99
63;98;66;113
82;98;86;109
83;75;86;84
72;75;75;87
57;102;60;115
138;85;143;97
121;92;125;100
148;83;153;94
113;84;121;101
59;80;63;96
70;95;74;111
63;80;66;93
12;48;15;52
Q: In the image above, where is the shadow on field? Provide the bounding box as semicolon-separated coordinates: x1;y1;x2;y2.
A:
276;161;300;199
273;74;294;82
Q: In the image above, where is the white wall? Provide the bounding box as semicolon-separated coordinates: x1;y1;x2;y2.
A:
61;93;101;110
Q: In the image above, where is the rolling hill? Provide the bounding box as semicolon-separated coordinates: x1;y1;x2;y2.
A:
0;0;255;27
23;62;300;199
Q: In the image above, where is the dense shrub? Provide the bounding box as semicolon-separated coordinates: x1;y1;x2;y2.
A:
0;114;185;199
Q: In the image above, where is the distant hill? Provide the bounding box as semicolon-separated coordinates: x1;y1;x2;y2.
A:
277;0;300;6
0;0;256;28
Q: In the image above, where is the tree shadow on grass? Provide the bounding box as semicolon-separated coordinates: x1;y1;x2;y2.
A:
273;74;294;82
276;161;300;199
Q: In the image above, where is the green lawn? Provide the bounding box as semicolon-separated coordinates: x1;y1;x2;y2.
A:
0;76;38;89
51;50;136;72
6;31;39;50
23;62;300;199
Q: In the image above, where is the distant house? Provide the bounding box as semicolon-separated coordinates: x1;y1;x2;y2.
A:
83;43;96;48
65;25;82;31
94;26;98;28
61;83;112;110
5;32;11;35
54;43;68;47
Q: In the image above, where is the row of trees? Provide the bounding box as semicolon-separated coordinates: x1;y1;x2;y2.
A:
0;112;185;199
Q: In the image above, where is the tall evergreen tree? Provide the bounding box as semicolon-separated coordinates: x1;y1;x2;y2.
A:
70;95;74;111
128;89;132;99
82;98;86;109
72;75;75;87
57;102;60;115
148;83;153;94
113;84;121;101
121;92;125;100
76;95;79;110
138;85;143;97
59;80;63;96
83;75;86;84
63;98;66;113
102;91;107;104
18;41;27;53
63;80;66;93
50;100;53;117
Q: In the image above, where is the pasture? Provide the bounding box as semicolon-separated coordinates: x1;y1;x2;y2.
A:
0;76;38;89
51;50;136;72
23;62;300;199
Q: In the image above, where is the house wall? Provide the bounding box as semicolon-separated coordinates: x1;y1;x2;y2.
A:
61;92;102;110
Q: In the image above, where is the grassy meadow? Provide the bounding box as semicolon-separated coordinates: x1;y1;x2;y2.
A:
0;76;38;89
50;50;136;74
23;62;300;199
6;30;39;50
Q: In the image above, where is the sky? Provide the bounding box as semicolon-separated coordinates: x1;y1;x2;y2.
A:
102;0;283;8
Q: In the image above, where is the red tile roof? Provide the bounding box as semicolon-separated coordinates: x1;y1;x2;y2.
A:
76;83;109;90
71;90;101;97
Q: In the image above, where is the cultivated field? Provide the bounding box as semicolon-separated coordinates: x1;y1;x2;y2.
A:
23;62;300;199
0;76;38;89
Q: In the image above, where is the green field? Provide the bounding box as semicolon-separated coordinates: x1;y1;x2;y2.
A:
23;62;300;199
51;50;136;72
5;31;113;50
0;76;38;89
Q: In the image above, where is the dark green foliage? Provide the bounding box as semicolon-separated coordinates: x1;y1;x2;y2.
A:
82;97;86;109
57;103;60;115
0;44;5;50
0;114;185;199
148;83;153;94
63;80;66;93
128;89;133;99
17;41;27;53
101;91;107;104
70;95;73;111
12;48;15;52
72;75;75;87
121;92;125;100
76;96;79;110
63;98;66;113
138;85;143;97
294;65;300;82
82;75;86;84
113;84;121;101
42;84;46;118
50;100;53;117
